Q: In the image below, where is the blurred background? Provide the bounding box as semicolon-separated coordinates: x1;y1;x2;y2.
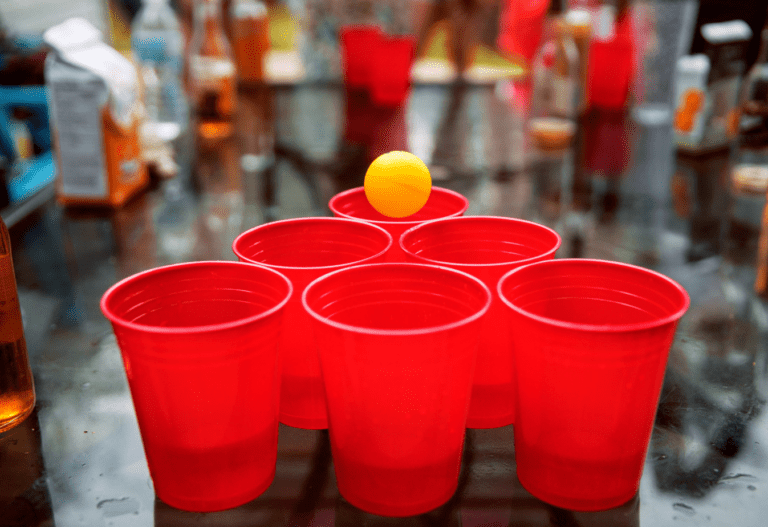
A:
3;1;768;526
1;0;767;219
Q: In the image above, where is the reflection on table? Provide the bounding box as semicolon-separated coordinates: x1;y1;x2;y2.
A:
2;80;767;526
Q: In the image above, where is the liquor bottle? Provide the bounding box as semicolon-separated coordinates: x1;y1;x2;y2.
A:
230;0;270;83
132;0;189;142
0;216;35;433
106;0;134;56
734;25;768;183
188;0;238;139
529;0;579;150
564;7;592;114
736;26;768;295
755;183;768;296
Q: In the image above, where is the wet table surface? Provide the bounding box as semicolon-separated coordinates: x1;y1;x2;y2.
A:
1;82;768;527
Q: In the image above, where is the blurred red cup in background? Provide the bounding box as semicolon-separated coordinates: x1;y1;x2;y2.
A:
370;35;416;107
340;25;384;89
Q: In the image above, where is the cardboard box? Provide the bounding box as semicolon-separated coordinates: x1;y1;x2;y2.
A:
44;18;147;207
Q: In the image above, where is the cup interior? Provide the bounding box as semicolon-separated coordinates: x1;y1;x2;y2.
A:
499;259;689;330
304;263;490;333
233;218;391;268
401;217;560;266
101;262;291;331
329;187;469;224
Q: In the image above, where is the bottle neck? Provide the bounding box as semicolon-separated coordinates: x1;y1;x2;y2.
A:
192;0;230;54
194;0;224;26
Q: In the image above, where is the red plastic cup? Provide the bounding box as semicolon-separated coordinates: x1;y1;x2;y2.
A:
587;31;634;110
302;263;491;517
339;25;384;89
497;0;550;65
370;35;416;107
232;217;392;429
328;186;469;262
100;261;292;512
400;216;561;429
497;259;689;511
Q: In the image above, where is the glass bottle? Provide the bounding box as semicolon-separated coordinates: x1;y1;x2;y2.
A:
587;2;634;111
0;216;35;433
230;0;270;83
740;27;768;123
188;0;238;139
529;0;579;151
734;26;768;181
564;7;592;114
132;0;189;142
734;26;768;295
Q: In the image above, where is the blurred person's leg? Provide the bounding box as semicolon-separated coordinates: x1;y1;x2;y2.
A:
415;0;498;73
414;0;451;61
447;0;497;73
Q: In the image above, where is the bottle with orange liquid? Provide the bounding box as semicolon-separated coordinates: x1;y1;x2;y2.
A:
529;0;579;151
189;0;238;139
0;216;35;433
732;26;768;202
733;26;768;296
230;0;270;83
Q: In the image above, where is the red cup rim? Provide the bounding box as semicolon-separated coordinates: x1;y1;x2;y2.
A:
339;24;384;35
328;186;469;226
100;261;293;335
399;215;562;268
497;258;690;333
302;262;492;336
232;217;393;271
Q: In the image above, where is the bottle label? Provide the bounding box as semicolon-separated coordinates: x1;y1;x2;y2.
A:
190;56;236;89
551;74;575;117
49;80;108;198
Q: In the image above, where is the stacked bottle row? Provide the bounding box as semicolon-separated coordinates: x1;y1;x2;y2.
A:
131;0;270;141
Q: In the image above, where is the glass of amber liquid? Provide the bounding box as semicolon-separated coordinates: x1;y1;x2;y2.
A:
0;216;35;433
189;0;238;140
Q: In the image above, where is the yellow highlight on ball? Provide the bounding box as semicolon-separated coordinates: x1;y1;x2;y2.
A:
364;151;432;218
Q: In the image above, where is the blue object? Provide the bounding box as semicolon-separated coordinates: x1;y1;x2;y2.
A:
0;85;56;203
8;151;56;203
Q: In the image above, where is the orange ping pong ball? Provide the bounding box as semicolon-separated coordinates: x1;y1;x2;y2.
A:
364;151;432;218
